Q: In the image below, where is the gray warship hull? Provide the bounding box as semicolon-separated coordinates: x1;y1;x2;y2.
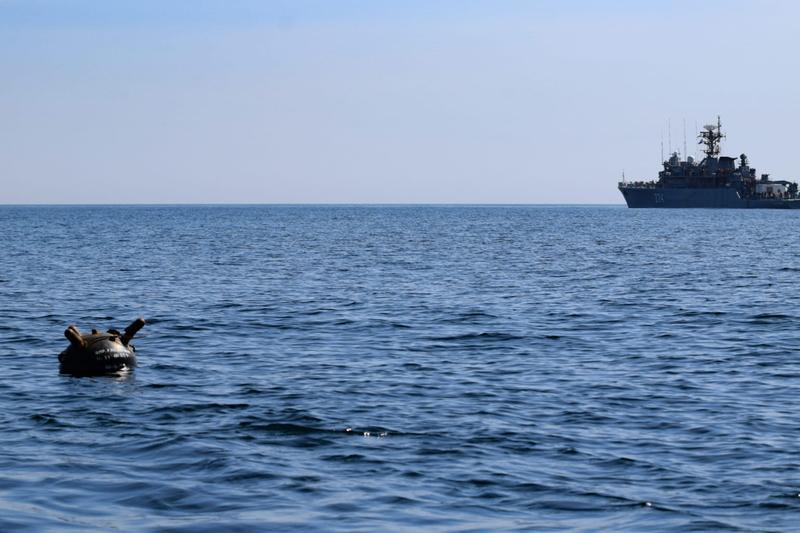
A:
620;186;800;209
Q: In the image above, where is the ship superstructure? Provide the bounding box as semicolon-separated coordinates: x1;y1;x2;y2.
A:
619;118;800;208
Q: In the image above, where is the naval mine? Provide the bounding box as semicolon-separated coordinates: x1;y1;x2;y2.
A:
59;318;145;375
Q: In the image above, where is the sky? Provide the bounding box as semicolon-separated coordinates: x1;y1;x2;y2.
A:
2;0;800;204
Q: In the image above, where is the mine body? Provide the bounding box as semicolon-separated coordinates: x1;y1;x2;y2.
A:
59;318;145;375
619;118;800;208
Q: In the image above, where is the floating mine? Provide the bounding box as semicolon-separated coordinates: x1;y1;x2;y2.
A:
59;318;145;375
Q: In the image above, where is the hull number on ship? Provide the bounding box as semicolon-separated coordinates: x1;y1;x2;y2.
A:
654;193;664;204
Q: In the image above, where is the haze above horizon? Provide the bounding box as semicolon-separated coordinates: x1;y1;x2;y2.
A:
2;0;799;204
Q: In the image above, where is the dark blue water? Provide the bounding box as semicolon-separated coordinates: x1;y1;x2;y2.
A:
2;205;800;531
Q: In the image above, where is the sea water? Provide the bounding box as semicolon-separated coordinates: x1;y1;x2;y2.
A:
1;205;799;531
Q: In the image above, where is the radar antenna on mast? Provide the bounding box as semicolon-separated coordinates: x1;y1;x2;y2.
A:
698;115;725;157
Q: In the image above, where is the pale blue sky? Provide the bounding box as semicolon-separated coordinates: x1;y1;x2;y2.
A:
2;0;799;203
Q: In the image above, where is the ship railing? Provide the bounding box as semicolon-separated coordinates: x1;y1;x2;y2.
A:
618;181;657;189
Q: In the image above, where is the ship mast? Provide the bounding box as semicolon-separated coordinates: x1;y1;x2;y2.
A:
698;115;725;157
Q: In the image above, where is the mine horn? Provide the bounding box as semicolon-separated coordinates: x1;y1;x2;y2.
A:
64;325;85;348
121;317;146;346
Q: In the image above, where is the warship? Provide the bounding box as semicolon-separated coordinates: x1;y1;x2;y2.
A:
619;117;800;208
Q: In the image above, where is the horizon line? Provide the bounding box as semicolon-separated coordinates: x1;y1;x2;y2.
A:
0;202;625;207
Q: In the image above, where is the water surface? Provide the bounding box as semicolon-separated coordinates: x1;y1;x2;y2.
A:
1;205;799;531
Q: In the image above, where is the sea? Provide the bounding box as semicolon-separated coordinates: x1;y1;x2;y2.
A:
1;205;799;532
